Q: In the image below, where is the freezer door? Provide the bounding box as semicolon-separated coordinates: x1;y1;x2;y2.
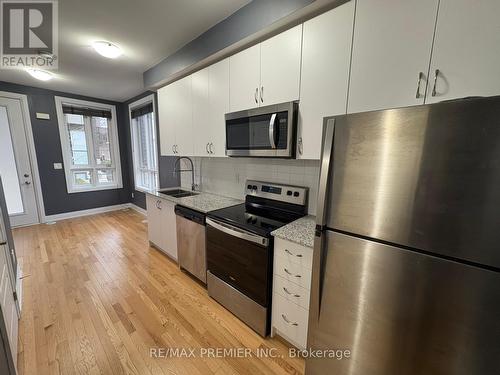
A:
326;96;500;269
306;230;500;375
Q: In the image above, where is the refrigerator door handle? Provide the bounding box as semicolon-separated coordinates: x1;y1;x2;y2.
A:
315;118;335;232
308;117;335;346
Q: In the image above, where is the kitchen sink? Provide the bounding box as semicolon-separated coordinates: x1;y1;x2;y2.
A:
157;188;199;198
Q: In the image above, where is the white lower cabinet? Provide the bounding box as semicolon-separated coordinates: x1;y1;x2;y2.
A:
146;195;178;260
271;237;313;350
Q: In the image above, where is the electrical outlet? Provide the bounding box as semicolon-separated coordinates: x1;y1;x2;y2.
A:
53;163;63;170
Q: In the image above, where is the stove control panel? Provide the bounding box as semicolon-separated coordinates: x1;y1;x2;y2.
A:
245;180;308;206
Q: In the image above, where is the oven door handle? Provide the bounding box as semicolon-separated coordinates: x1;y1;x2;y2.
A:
206;218;269;247
269;113;277;149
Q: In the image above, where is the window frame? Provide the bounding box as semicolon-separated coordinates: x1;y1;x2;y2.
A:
54;96;123;193
128;94;159;193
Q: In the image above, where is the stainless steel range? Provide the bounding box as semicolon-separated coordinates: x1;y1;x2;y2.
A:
206;180;308;336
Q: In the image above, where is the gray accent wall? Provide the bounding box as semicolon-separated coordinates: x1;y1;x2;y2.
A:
0;81;131;216
144;0;314;88
121;91;179;210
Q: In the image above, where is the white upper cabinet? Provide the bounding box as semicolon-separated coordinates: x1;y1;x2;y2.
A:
298;2;354;160
192;59;229;157
208;59;230;157
173;76;193;156
260;25;302;106
158;84;176;156
229;44;261;112
229;25;303;112
347;0;439;114
158;76;193;156
192;67;210;156
426;0;500;103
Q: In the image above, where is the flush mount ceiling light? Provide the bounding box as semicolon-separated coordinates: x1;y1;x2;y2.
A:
26;68;54;81
92;41;122;59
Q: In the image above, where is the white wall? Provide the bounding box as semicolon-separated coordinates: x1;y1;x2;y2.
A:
180;157;320;215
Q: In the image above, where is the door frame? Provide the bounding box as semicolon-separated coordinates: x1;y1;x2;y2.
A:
0;91;45;226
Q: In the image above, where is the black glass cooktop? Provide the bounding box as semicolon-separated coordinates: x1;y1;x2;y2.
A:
207;201;303;237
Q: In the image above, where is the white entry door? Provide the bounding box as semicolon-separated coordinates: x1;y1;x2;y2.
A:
0;96;39;227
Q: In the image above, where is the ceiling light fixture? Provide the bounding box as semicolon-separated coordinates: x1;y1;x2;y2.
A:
92;41;122;59
26;68;54;81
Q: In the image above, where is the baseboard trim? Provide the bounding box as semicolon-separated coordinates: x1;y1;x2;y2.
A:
129;204;147;216
43;203;131;223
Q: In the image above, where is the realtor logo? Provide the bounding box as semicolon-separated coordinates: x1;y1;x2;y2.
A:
0;0;58;69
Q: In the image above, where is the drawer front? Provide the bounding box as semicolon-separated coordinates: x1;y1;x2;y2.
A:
274;238;313;269
272;293;309;349
273;274;310;309
274;254;312;290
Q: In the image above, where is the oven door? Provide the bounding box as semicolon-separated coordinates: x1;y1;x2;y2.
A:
225;102;297;158
206;218;271;307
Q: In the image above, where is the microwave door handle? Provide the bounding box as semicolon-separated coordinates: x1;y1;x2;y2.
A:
269;113;277;149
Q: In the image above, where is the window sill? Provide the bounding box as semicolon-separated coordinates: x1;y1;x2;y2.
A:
68;184;123;194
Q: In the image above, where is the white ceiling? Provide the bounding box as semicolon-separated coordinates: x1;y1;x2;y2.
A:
0;0;250;102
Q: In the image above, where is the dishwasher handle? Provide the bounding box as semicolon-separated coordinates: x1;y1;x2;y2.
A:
174;205;205;225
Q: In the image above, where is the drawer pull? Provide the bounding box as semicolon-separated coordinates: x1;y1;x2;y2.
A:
285;249;303;258
283;287;300;298
229;275;236;281
281;314;298;326
284;268;301;278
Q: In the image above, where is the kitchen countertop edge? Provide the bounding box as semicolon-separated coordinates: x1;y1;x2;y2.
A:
144;188;243;213
271;215;316;249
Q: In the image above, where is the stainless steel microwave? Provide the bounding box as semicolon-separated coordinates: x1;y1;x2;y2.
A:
225;101;298;158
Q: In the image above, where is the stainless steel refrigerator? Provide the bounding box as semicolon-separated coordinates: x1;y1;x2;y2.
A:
306;96;500;375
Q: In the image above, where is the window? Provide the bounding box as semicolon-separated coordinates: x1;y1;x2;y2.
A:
129;95;158;192
55;97;122;193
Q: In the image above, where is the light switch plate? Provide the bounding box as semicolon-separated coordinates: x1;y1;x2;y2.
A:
53;163;63;170
36;112;50;120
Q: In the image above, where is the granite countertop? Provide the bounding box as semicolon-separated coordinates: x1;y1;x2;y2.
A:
145;188;242;213
271;215;316;248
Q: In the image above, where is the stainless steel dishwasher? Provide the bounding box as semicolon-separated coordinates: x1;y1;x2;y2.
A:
174;205;207;284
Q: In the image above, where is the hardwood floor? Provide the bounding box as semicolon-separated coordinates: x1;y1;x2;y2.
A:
13;209;305;375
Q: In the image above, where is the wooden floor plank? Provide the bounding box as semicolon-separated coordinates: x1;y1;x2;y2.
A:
13;209;305;375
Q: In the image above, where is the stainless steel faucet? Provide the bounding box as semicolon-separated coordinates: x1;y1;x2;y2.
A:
174;156;196;191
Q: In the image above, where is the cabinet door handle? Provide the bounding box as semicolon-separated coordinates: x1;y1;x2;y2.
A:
0;241;6;246
284;268;301;278
298;137;303;155
283;287;300;298
281;314;298;326
285;248;303;258
415;72;424;99
175;145;179;154
209;143;214;154
156;200;162;210
172;144;175;154
260;86;264;103
431;69;440;97
206;143;210;154
254;88;259;103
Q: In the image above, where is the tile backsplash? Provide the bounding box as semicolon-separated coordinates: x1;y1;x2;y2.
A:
178;157;320;215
